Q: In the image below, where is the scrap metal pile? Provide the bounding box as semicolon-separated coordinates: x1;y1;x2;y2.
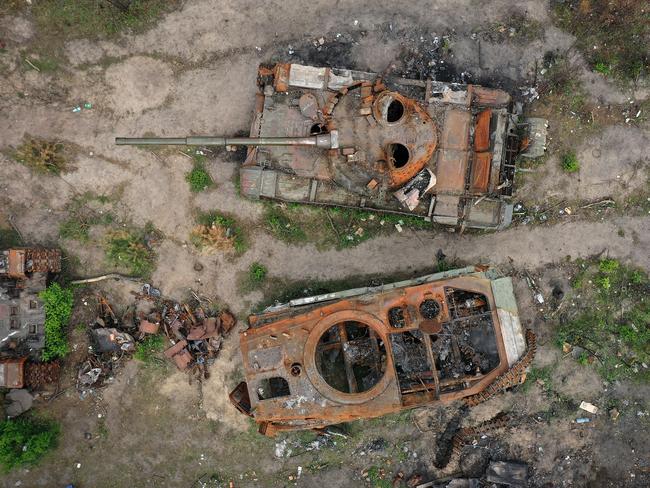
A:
78;287;236;394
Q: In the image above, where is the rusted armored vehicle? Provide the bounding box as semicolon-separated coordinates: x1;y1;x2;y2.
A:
228;266;536;435
116;63;546;230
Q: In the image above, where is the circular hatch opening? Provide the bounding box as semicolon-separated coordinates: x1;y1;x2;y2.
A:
315;321;386;394
387;143;410;169
386;99;405;123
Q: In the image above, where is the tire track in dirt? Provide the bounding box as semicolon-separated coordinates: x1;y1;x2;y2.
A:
259;216;650;281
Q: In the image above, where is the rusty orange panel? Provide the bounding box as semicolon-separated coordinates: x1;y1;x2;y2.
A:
470;152;492;193
7;249;25;278
434;149;468;192
474;110;492;152
439;108;470;151
273;63;291;92
470;86;511;107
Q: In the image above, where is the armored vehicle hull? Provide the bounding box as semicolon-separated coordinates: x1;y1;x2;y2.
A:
229;266;535;435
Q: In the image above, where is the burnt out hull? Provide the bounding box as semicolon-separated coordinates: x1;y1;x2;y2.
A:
240;64;545;230
231;266;530;435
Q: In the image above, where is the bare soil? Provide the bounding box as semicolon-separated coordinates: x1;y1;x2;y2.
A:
0;1;648;487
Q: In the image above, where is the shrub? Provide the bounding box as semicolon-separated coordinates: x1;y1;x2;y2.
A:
249;262;267;283
39;283;74;361
599;258;620;274
14;139;67;174
0;418;59;471
561;152;580;173
191;212;247;253
106;230;156;277
186;165;213;192
593;61;611;75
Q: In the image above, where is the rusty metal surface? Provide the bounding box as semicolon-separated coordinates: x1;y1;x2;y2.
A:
232;267;529;435
473;109;492;152
469;152;492;193
244;64;521;229
0;356;27;388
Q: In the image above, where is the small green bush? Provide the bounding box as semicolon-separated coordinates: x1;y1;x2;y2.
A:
39;283;74;361
599;258;620;274
596;276;611;290
249;262;267;283
561;152;580;173
134;335;165;364
593;61;611;75
186;165;213;192
0;418;59;471
106;230;155;277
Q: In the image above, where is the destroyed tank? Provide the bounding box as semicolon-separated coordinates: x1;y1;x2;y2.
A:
228;266;536;436
116;63;547;229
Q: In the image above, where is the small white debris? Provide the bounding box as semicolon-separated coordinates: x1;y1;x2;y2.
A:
394;223;403;233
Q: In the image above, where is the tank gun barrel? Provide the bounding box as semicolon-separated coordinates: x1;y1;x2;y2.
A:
115;132;338;149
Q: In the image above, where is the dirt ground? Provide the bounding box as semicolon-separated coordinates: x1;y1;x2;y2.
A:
0;1;649;487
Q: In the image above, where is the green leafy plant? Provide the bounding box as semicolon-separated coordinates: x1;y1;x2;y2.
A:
249;262;267;283
105;230;156;277
593;61;611;75
596;276;611;290
39;283;74;361
599;258;620;274
0;418;59;471
561;151;580;173
185;164;213;192
134;335;165;365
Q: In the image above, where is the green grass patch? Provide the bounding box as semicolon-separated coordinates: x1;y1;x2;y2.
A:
263;203;431;249
242;262;267;291
39;283;74;361
33;0;182;39
59;192;115;242
264;205;307;244
185;153;213;193
366;465;392;488
561;151;580;173
555;259;650;382
105;228;156;277
553;1;649;81
13;138;68;174
191;211;247;254
134;334;165;365
522;365;554;393
0;417;60;472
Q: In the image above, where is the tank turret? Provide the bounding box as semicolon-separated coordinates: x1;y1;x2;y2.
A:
116;63;547;230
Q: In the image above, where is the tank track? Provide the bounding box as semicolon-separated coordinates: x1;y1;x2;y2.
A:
451;411;512;458
463;329;537;407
